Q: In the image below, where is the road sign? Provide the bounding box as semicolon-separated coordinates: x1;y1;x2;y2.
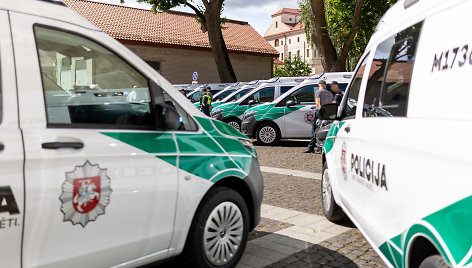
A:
192;72;198;81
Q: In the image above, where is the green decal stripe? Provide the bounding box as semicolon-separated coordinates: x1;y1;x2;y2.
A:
377;195;472;267
379;243;400;268
212;119;248;139
223;105;248;118
323;121;345;154
102;117;252;182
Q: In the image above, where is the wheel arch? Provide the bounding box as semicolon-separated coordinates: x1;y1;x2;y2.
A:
254;120;282;137
223;116;241;124
211;177;256;230
404;225;451;268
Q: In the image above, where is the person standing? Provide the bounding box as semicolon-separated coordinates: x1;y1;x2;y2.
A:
303;80;334;153
200;88;212;116
331;81;343;105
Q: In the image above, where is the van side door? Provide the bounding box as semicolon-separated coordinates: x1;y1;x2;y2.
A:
10;13;178;267
283;84;317;138
0;10;24;268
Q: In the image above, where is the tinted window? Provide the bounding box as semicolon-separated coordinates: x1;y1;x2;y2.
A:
288;85;317;105
35;26;156;129
281;86;293;94
342;54;370;118
214;89;235;100
241;87;275;105
227;88;253;102
363;22;422;117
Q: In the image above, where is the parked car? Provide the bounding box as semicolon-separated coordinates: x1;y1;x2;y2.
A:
0;1;263;267
240;73;352;145
211;77;306;131
319;0;472;267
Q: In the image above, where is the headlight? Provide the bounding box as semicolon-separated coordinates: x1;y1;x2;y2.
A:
243;110;258;121
239;138;257;158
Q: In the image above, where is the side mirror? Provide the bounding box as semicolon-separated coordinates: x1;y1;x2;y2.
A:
318;103;339;120
248;100;255;105
286;100;295;107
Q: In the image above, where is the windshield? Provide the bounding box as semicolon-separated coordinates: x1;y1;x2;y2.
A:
214;89;236;100
224;87;254;102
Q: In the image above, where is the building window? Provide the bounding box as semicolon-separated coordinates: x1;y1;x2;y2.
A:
297;37;300;42
274;39;279;47
289;18;293;21
289;39;291;44
297;50;300;57
307;49;310;57
146;61;161;73
281;40;284;46
280;53;283;60
276;21;278;28
289;52;292;58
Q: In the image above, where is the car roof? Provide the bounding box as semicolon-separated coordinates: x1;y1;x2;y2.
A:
1;0;99;31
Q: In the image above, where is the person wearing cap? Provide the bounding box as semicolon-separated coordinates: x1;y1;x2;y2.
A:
200;87;212;116
331;81;343;105
303;80;334;153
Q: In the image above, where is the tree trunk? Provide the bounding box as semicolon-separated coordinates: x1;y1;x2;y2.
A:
204;2;237;83
337;0;364;71
309;0;339;72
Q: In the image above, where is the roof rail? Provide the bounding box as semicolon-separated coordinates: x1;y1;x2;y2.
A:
404;0;419;9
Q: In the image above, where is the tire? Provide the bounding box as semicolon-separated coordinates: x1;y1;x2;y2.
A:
419;255;450;268
256;122;280;146
225;118;241;131
182;186;249;268
321;162;347;222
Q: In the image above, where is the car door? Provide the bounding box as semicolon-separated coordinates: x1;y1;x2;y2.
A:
0;10;24;268
325;53;372;216
10;13;177;267
283;84;317;138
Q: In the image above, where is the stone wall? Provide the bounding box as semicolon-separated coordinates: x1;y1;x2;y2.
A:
125;44;274;84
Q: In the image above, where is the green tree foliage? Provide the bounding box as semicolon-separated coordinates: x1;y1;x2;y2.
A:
274;56;312;77
299;0;397;70
124;0;237;82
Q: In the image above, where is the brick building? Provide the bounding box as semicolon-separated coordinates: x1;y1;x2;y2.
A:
63;0;279;84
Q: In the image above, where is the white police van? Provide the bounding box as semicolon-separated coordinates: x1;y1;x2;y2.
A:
211;77;306;131
186;83;234;103
319;0;472;267
0;1;263;267
240;73;352;145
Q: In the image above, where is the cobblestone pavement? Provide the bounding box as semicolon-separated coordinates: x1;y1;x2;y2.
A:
150;140;386;268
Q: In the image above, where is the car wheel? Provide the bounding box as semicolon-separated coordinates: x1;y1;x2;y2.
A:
182;186;249;268
419;255;450;268
256;122;280;145
321;162;347;222
225;118;241;131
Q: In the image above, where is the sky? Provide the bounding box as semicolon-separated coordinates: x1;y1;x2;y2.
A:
91;0;299;36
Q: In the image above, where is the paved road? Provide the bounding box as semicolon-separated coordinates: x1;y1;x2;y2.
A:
149;140;386;268
238;140;386;268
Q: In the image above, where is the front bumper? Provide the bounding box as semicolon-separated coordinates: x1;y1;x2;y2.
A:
241;116;258;138
243;156;264;230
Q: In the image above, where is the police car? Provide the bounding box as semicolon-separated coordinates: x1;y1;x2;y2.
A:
240;73;352;145
186;83;233;103
211;77;305;131
192;82;252;110
318;0;472;267
0;1;263;267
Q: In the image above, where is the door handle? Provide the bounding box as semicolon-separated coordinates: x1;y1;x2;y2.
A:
344;126;351;133
42;142;84;150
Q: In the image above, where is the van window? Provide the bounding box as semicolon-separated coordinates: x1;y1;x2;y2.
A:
288;85;317;105
342;53;370;118
281;86;293;94
241;87;275;105
363;22;423;117
228;88;252;102
35;26;154;129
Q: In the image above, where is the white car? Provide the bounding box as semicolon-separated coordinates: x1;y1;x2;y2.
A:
319;0;472;267
0;1;263;267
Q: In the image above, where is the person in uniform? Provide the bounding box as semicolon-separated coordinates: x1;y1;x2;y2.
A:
303;80;334;153
200;87;212;116
331;81;343;105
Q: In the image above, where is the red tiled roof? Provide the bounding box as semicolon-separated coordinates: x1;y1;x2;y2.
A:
264;22;305;38
63;0;279;56
274;59;285;65
272;8;301;17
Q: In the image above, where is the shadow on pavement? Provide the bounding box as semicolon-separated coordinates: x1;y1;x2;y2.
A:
253;139;310;148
